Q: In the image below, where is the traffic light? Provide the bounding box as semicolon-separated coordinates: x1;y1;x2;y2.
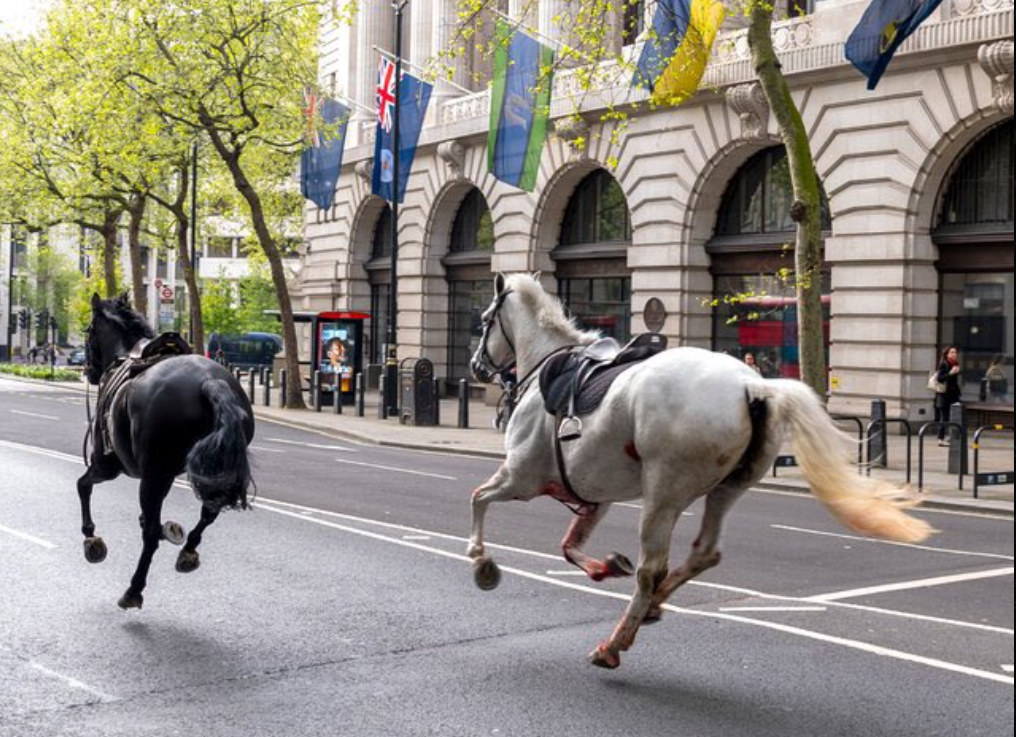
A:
17;309;29;330
36;309;49;330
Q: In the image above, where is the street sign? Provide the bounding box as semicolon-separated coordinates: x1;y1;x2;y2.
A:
160;286;174;302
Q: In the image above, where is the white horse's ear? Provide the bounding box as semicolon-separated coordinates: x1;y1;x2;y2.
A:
494;272;507;296
532;271;542;282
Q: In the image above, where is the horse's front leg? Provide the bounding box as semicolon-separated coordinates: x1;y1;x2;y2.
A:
561;503;633;582
175;504;220;574
467;463;522;591
118;474;174;610
77;460;121;564
590;490;682;669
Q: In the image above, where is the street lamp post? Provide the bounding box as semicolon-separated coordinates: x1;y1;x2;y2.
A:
188;141;199;345
385;0;408;418
4;224;17;362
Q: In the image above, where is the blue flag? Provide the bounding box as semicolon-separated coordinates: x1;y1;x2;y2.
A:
300;97;350;210
846;0;944;90
372;64;433;204
634;0;690;92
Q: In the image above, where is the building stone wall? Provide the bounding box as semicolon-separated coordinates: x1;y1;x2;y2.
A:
300;0;1013;419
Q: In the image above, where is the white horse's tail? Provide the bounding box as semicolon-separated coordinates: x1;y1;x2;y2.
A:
750;380;934;544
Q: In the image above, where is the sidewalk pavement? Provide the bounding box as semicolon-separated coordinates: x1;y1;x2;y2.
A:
252;388;1014;518
7;374;1011;517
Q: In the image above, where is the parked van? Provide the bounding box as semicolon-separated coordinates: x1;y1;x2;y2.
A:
206;332;282;370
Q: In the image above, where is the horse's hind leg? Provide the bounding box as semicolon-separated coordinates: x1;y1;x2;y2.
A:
561;504;633;581
77;462;121;564
118;474;174;610
175;504;220;574
645;484;746;623
590;488;684;669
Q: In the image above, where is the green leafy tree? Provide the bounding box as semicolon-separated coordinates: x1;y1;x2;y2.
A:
201;278;242;337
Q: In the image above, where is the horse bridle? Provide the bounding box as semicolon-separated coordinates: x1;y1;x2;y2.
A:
475;289;517;378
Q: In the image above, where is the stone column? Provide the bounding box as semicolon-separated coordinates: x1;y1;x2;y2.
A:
432;0;473;93
354;1;395;137
538;0;569;44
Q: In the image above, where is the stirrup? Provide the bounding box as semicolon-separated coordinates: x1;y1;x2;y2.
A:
558;416;583;442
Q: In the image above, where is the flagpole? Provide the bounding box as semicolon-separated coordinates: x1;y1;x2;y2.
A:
385;0;408;419
372;45;473;95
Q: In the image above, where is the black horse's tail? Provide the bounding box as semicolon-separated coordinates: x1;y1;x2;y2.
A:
186;378;252;511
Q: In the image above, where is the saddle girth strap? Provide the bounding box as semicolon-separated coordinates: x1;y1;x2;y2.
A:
552;413;599;516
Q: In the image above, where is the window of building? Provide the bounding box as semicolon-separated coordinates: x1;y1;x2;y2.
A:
446;190;495;382
371;205;393;261
558;276;632;344
938;121;1013;231
622;1;644;46
366;205;394;366
206;236;235;259
369;283;390;366
450;190;494;253
716;147;830;239
560;169;632;247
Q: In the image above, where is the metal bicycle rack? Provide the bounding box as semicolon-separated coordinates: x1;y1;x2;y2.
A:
917;422;967;492
972;425;1015;499
865;418;914;484
771;414;865;477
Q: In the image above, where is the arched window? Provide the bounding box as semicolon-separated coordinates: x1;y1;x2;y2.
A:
560;169;632;247
934;121;1014;411
938;121;1013;231
709;146;831;379
716;147;830;238
371;205;393;261
366;205;393;365
445;190;495;382
556;169;632;343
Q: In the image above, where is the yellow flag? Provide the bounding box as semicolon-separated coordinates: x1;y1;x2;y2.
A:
651;0;726;106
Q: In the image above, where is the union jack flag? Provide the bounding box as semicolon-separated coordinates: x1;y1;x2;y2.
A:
376;57;397;133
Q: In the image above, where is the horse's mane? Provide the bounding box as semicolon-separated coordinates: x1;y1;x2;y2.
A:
100;297;156;345
504;274;599;345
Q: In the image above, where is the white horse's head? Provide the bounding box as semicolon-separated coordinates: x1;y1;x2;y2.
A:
470;273;598;383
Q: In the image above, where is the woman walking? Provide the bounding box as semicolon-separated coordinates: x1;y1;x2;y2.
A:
934;346;963;446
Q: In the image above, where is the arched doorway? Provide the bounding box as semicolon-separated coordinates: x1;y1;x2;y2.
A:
554;169;633;343
933;120;1014;412
365;205;393;366
709;146;831;379
443;189;494;383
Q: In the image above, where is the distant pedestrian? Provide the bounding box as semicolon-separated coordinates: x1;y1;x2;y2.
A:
934;346;962;446
743;352;762;374
984;354;1008;403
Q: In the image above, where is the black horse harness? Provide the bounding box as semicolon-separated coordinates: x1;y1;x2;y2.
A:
84;333;192;461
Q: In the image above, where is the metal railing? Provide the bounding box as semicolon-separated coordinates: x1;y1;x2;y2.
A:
972;425;1015;499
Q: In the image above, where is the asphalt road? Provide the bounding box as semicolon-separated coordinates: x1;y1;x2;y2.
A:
1;376;1013;737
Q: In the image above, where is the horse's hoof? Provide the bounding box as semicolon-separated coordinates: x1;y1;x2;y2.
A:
118;591;143;610
605;553;634;578
589;644;621;670
643;606;663;625
473;557;501;591
83;537;107;564
162;521;186;546
176;550;201;574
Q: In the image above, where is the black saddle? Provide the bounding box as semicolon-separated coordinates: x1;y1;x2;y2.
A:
540;333;668;423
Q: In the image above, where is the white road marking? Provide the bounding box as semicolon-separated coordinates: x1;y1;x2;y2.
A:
0;523;57;549
546;570;588;577
719;606;828;613
255;501;1014;686
1003;665;1014;673
771;524;1016;562
809;567;1015;603
9;409;60;420
402;535;432;541
265;437;357;452
335;458;457;481
250;445;286;454
0;439;80;464
29;662;115;702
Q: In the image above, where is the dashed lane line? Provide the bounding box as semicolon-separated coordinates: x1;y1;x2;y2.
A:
772;524;1015;562
809;568;1015;603
255;500;1014;687
264;437;358;452
9;409;60;421
334;457;458;481
28;661;116;702
0;523;57;549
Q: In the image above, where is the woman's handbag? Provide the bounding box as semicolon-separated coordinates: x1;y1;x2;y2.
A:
928;370;946;394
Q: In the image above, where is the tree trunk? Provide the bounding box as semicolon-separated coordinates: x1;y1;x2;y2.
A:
748;7;827;398
127;192;148;317
101;209;122;299
173;161;205;352
200;108;306;409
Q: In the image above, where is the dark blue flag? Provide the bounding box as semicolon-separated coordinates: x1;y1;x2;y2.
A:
300;97;350;210
845;0;944;90
634;0;690;93
372;67;433;204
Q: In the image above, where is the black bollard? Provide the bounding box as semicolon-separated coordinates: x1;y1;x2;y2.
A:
869;399;887;469
947;402;968;476
280;369;288;408
263;371;271;407
433;378;441;426
379;375;387;420
458;378;470;429
356;373;365;417
313;371;322;412
248;368;256;402
333;378;343;414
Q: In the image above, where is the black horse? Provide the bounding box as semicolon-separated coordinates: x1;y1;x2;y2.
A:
80;293;255;609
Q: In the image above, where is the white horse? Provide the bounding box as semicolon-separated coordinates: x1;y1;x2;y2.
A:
467;273;933;670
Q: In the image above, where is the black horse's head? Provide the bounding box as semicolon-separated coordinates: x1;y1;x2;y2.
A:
85;293;155;385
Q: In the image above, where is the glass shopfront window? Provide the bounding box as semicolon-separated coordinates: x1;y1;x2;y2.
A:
558;276;632;344
448;278;495;382
939;272;1013;406
712;274;830;379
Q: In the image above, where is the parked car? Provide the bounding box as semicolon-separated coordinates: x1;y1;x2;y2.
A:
206;332;282;370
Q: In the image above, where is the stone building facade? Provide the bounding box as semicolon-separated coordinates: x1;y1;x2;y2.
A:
297;0;1014;422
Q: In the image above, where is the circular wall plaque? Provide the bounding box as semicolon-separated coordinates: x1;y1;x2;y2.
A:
643;298;667;333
